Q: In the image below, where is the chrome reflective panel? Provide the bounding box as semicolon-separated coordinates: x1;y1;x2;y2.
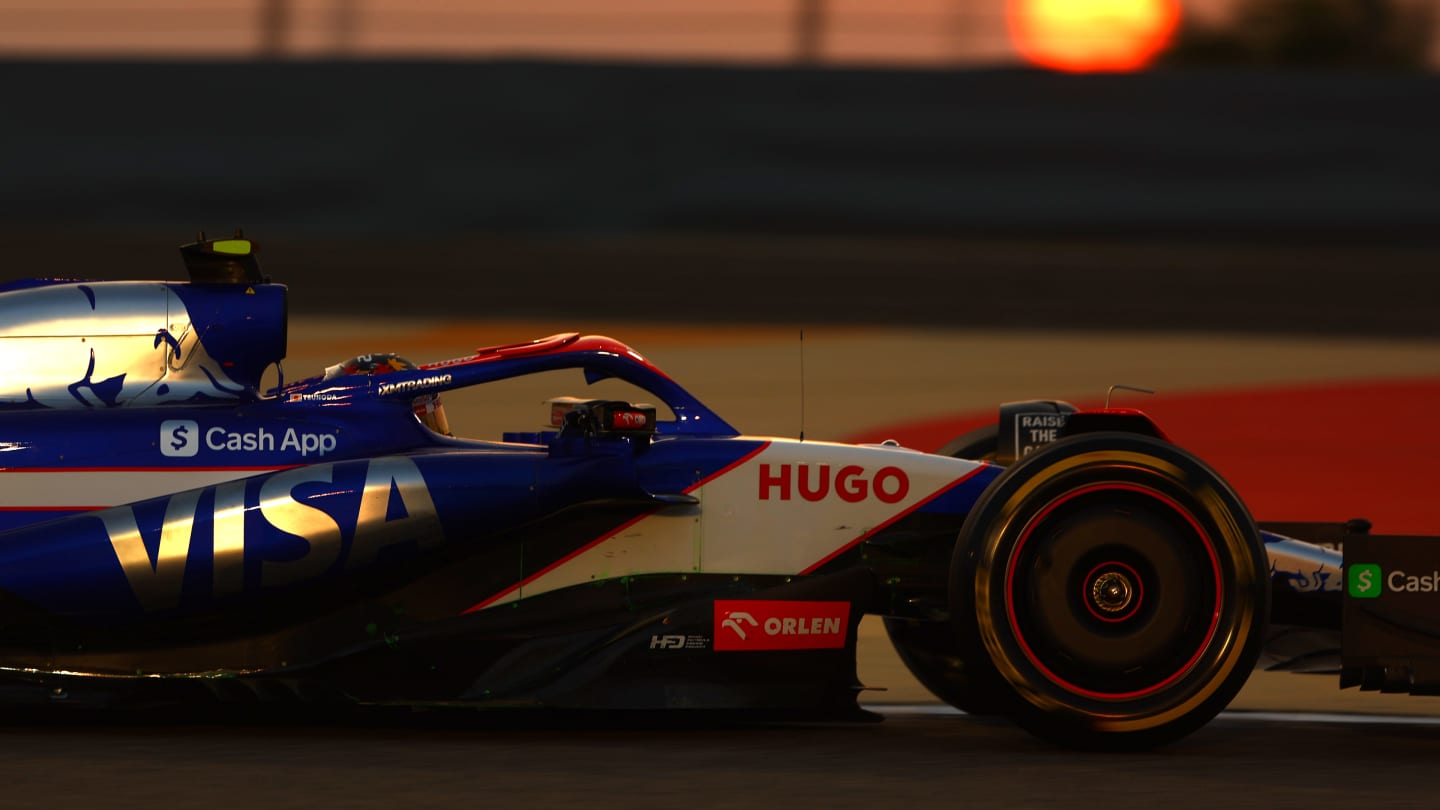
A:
0;282;247;408
99;488;204;612
1258;534;1345;673
0;283;170;338
259;466;346;589
348;456;444;568
93;457;445;611
1268;535;1343;593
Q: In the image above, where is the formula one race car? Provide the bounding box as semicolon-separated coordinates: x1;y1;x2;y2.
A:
0;236;1419;749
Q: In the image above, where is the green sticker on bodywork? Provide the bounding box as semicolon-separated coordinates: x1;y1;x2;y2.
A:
1349;563;1382;598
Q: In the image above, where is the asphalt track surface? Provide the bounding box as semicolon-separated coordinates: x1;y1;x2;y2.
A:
9;317;1440;807
6;707;1440;809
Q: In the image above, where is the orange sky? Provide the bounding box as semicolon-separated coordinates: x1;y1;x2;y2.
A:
0;0;1248;65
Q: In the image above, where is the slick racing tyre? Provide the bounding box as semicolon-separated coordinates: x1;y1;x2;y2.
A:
936;425;999;462
882;424;1007;716
951;432;1268;750
882;617;1004;715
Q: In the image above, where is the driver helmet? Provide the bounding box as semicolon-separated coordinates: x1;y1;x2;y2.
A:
322;353;451;436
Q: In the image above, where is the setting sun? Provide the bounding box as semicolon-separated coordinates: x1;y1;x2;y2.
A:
1008;0;1182;73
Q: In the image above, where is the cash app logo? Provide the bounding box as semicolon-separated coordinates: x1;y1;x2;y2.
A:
1348;563;1383;599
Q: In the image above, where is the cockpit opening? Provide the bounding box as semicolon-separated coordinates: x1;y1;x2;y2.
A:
322;353;452;436
316;359;672;444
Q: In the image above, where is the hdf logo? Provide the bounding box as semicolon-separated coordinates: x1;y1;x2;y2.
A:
159;420;199;458
1348;563;1383;599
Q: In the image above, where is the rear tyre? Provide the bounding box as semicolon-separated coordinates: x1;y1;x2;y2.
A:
882;618;1003;715
882;424;1006;716
951;432;1268;750
935;425;998;462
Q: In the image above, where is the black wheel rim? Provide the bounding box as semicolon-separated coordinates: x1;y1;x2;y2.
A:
1003;482;1223;701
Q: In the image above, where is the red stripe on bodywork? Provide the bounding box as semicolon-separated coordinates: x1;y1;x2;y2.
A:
798;464;993;575
461;440;773;614
421;334;676;382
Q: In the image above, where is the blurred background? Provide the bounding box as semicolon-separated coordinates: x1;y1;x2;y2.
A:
0;0;1434;67
0;0;1436;333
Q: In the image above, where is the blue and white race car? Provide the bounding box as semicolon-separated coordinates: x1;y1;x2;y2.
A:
0;235;1411;750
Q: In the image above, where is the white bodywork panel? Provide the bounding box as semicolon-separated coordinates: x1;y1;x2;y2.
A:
482;439;989;607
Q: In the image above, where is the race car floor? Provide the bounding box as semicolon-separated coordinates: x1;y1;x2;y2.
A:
284;318;1440;717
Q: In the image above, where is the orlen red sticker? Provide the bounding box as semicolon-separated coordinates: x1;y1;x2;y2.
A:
611;410;648;429
713;600;850;651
